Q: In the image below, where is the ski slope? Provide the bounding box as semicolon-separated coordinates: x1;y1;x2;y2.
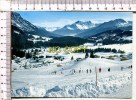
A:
11;57;132;98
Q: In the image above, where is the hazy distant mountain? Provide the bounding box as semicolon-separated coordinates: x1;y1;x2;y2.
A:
53;21;99;36
45;27;61;32
76;19;132;38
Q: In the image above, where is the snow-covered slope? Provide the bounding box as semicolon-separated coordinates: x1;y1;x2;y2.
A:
12;47;132;98
12;12;37;32
12;12;60;37
12;12;60;49
27;34;52;43
12;55;132;98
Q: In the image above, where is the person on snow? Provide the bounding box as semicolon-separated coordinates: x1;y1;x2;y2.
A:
86;69;88;73
54;71;57;75
108;68;110;72
90;69;92;73
99;68;101;73
121;67;123;71
79;70;81;73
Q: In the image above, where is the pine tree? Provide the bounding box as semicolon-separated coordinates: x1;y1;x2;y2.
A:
90;50;95;58
31;49;34;52
71;56;74;60
26;51;32;59
112;49;117;53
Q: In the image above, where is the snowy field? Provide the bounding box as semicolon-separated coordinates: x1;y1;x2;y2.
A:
11;44;132;98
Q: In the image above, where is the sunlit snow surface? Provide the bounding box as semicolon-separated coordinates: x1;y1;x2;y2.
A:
11;44;132;98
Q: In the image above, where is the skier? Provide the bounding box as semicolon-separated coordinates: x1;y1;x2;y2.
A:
54;71;56;75
121;67;123;71
79;70;81;73
99;68;101;73
86;69;88;73
108;68;110;72
130;65;132;69
74;69;76;73
90;69;92;73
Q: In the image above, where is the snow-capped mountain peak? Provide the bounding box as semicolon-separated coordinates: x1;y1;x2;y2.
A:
53;21;98;36
112;19;129;27
104;19;130;28
63;21;96;30
73;21;95;30
76;19;132;38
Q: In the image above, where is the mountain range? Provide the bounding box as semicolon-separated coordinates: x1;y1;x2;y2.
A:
53;21;99;36
76;19;132;38
50;19;132;38
11;12;132;49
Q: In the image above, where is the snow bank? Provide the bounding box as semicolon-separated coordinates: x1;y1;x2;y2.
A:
12;70;132;98
12;58;132;98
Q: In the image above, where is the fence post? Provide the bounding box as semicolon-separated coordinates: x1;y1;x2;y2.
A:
95;67;98;86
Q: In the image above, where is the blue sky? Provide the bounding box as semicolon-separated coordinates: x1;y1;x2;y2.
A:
17;12;132;27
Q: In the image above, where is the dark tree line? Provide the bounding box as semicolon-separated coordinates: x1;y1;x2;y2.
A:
74;48;125;54
12;49;39;59
12;49;25;59
102;39;132;45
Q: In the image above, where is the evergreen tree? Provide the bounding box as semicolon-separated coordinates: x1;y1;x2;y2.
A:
90;50;95;58
26;51;32;59
12;49;25;59
39;49;41;52
71;56;74;60
118;49;125;54
31;49;34;52
112;49;117;53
